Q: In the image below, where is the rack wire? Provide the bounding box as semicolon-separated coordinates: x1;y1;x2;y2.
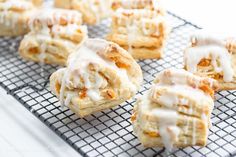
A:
0;11;236;157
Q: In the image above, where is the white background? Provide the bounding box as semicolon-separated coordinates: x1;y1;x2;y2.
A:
0;0;235;156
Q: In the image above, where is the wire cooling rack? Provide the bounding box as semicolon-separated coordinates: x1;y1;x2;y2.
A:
0;11;236;157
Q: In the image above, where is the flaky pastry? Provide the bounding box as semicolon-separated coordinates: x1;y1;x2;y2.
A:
131;69;218;150
0;0;41;36
50;38;143;117
111;0;164;14
184;32;236;90
19;8;88;65
54;0;112;25
107;6;168;59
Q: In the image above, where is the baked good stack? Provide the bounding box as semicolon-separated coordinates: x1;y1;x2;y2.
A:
131;69;218;150
50;38;143;117
184;32;236;90
54;0;113;25
0;0;42;36
107;0;168;59
19;8;88;65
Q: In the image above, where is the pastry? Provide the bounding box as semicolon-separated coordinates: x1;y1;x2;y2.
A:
107;7;168;59
27;0;43;6
54;0;113;25
50;38;143;117
0;0;41;36
19;8;88;65
184;32;236;90
131;69;218;150
111;0;165;14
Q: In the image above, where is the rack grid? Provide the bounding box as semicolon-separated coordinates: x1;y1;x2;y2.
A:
0;11;236;157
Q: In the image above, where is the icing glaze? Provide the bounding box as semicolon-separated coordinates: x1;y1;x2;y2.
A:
28;8;82;31
81;0;112;23
0;0;32;11
191;32;225;47
0;0;32;28
153;108;180;151
120;0;159;10
140;69;214;150
185;45;234;82
115;8;162;53
150;84;213;110
59;39;137;106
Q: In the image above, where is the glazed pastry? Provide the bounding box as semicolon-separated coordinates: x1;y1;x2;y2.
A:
131;69;218;150
184;32;236;90
0;0;41;36
19;8;88;65
111;0;165;14
54;0;112;25
107;7;168;59
50;38;143;117
27;0;43;6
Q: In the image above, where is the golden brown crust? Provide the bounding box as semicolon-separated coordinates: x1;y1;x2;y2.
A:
184;37;236;91
30;0;43;6
50;39;143;117
111;0;165;15
131;69;216;148
107;8;168;59
19;8;87;65
0;0;37;36
54;0;112;25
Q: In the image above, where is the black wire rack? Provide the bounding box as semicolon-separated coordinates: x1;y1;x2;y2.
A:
0;11;236;157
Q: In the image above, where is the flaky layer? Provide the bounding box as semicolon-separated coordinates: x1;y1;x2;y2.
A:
132;97;210;148
111;0;165;15
19;25;87;65
184;35;236;90
120;45;163;59
133;123;208;148
131;69;216;149
54;0;112;25
50;39;143;117
0;6;34;36
107;8;168;59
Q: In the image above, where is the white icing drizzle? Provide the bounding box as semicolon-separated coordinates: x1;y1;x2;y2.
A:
28;8;82;31
115;8;162;54
0;0;32;28
152;0;159;10
26;8;86;66
192;118;196;145
81;0;111;24
150;84;211;110
145;69;214;150
185;45;234;82
0;0;32;11
64;92;77;107
51;24;88;38
59;39;137;106
120;0;158;10
191;33;225;47
149;108;180;151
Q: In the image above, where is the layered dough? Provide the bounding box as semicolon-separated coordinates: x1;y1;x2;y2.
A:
184;32;236;90
19;8;88;65
107;4;168;59
50;38;143;117
0;0;42;36
111;0;165;14
132;69;218;150
54;0;112;25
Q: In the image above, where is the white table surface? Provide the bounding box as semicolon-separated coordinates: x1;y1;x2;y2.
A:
0;0;236;157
